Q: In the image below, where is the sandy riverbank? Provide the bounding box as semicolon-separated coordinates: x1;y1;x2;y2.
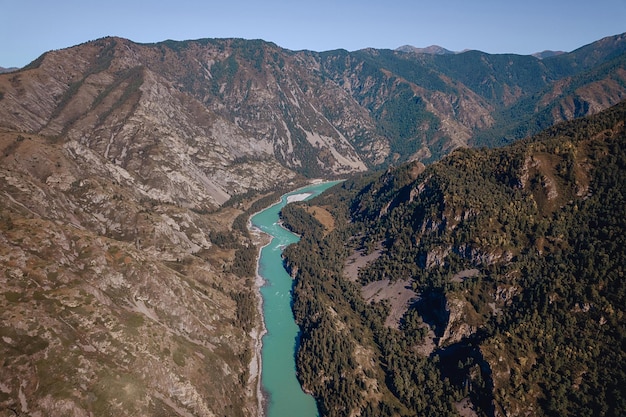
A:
248;223;271;417
246;190;312;416
245;180;339;416
286;192;313;203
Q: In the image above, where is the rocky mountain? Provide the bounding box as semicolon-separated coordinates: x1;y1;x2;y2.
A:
1;32;626;416
317;32;626;161
473;33;626;147
531;50;565;59
282;100;626;416
395;45;456;55
0;127;272;414
1;33;625;182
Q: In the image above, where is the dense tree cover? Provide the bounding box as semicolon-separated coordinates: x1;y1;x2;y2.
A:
373;86;442;159
282;101;626;416
224;181;312;278
494;135;626;416
316;37;626;162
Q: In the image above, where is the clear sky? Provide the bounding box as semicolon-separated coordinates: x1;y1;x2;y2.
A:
1;0;625;68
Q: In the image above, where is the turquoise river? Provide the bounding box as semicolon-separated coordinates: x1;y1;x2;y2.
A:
250;181;341;417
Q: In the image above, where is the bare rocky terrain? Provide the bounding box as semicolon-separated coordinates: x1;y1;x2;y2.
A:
0;129;265;416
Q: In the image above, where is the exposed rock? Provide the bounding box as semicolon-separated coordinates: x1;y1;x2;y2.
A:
0;130;261;416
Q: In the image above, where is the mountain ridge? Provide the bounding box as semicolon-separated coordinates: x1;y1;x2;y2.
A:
395;45;456;55
0;66;18;74
2;33;625;180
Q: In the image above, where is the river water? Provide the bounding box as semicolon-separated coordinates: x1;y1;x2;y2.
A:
250;181;341;417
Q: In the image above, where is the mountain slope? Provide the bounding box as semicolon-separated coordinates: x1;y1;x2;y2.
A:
0;37;370;187
0;113;294;415
1;33;626;181
282;100;626;416
473;49;626;147
315;33;626;161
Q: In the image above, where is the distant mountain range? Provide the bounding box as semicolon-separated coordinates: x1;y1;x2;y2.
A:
395;44;456;55
531;49;566;59
394;44;567;59
1;33;625;188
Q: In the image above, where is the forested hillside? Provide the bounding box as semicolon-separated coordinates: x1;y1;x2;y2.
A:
282;100;626;416
316;32;626;161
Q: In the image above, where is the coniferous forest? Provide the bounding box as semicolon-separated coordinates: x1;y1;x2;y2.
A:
281;100;626;416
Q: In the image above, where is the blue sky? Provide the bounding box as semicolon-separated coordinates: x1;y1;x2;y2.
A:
1;0;625;68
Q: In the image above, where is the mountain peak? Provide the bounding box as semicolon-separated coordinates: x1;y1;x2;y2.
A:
395;45;455;55
532;50;566;59
0;66;18;73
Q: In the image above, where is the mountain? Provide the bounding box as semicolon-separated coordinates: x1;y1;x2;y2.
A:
395;45;456;55
316;32;626;160
532;50;566;59
473;33;626;147
1;32;626;416
0;123;270;413
1;33;625;179
0;67;18;74
282;100;626;416
0;36;367;205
